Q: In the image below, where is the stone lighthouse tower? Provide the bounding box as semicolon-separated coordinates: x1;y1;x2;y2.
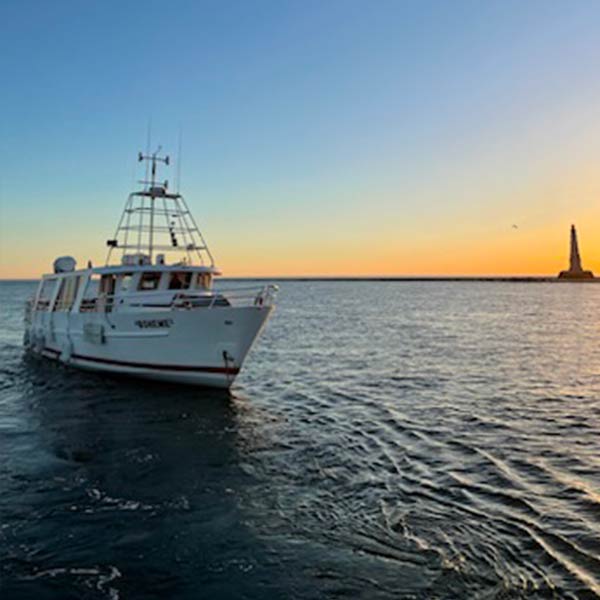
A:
558;225;594;279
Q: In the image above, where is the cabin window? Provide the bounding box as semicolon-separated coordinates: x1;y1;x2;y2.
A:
96;275;116;312
168;272;192;290
99;275;115;295
119;273;133;293
36;279;57;311
195;273;212;290
80;275;100;312
53;276;81;312
138;272;162;291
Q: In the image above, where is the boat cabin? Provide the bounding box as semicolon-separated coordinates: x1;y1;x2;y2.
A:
33;262;221;315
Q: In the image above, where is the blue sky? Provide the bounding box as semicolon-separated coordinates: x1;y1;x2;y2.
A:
2;1;600;276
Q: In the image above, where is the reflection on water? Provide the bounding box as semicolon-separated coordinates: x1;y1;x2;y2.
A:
2;359;275;599
1;280;600;599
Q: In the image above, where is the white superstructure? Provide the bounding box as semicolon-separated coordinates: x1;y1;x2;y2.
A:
24;148;277;388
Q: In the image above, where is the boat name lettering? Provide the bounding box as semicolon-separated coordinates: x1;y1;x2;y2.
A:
134;319;174;329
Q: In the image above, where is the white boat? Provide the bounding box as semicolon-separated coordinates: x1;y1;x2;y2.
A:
24;148;277;388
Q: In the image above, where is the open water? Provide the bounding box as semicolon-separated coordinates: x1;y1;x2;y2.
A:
1;280;599;599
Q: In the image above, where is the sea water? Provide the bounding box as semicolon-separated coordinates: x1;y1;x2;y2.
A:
1;280;599;599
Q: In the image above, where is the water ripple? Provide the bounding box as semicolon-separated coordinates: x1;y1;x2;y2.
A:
2;281;600;598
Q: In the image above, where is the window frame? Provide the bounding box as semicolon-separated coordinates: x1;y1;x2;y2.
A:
36;278;58;311
138;272;163;291
53;276;82;312
168;271;192;290
195;273;212;290
118;272;134;294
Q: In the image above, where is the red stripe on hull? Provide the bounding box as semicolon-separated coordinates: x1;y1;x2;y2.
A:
41;347;239;375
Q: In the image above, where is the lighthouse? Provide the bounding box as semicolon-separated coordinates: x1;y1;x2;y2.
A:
558;225;594;279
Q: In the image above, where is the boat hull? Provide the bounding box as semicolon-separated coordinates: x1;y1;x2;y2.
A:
26;305;273;389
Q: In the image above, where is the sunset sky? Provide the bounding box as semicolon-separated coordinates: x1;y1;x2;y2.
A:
2;0;600;278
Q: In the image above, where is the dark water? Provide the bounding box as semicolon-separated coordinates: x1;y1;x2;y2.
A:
1;280;600;599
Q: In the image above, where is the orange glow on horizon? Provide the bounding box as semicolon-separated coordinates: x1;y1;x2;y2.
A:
3;161;600;280
1;223;598;279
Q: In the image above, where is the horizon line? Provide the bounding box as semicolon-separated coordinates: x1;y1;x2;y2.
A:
1;275;598;283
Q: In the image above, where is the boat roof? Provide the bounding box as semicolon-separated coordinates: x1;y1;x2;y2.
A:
42;264;221;280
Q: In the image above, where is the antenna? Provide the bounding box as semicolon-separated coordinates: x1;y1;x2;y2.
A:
138;148;170;189
144;118;152;187
136;147;170;261
176;126;183;194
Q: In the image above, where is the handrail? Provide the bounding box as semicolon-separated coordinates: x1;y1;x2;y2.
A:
216;284;278;308
24;297;34;324
174;284;278;309
75;284;278;313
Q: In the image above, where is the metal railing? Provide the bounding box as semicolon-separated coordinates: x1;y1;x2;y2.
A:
77;285;278;313
172;285;278;310
34;298;52;311
24;298;34;324
80;296;114;313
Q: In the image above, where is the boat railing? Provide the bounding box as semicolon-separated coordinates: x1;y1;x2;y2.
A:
79;294;114;313
34;298;52;311
79;298;98;312
172;284;279;310
76;285;278;313
24;297;34;324
217;284;279;308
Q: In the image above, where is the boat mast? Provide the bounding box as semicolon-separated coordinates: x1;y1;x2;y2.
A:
105;147;215;267
137;147;170;263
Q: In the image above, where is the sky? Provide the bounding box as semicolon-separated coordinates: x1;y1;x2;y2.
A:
2;0;600;277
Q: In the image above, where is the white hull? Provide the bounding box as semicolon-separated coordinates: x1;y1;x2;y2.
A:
26;305;273;389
